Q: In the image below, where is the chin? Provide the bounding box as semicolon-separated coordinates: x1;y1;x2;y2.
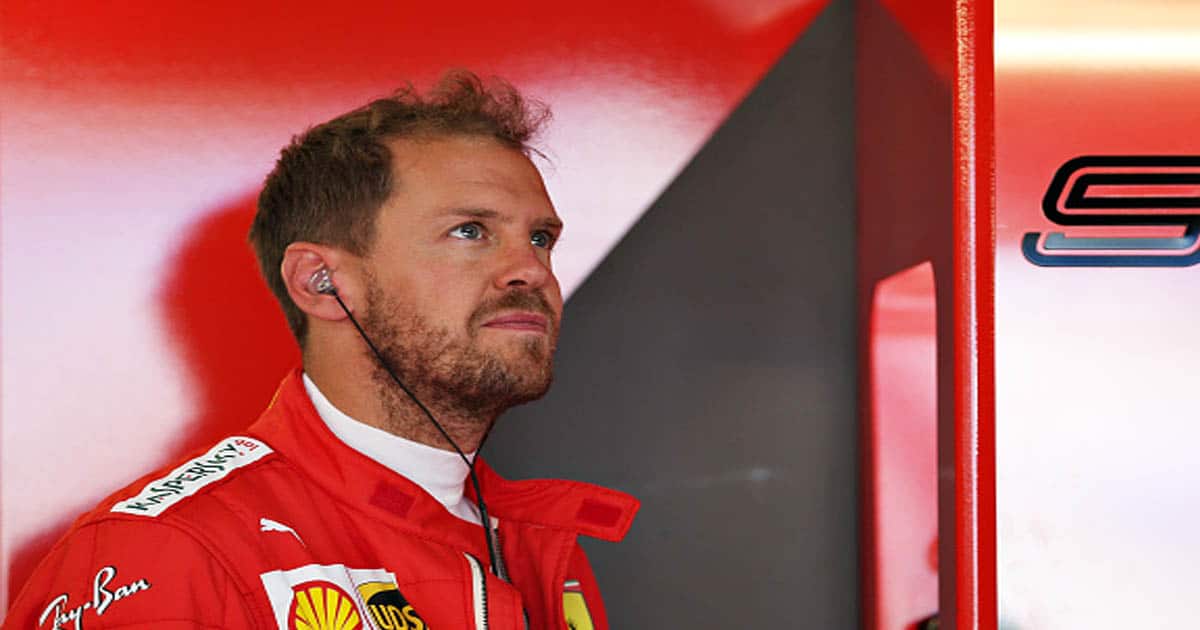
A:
508;377;554;407
508;359;555;398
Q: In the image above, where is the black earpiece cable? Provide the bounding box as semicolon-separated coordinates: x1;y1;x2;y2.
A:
328;290;506;580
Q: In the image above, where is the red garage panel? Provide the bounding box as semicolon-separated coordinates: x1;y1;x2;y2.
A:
859;1;994;628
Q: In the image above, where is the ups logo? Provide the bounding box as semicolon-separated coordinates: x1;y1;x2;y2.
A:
356;581;427;630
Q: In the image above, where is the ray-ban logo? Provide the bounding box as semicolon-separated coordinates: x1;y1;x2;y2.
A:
1022;156;1200;267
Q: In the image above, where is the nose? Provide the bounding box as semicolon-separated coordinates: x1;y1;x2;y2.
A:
493;241;554;291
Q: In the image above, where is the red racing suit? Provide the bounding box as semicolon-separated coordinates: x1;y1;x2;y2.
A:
4;370;639;630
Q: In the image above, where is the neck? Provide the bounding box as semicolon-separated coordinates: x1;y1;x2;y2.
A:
304;343;496;453
371;368;498;453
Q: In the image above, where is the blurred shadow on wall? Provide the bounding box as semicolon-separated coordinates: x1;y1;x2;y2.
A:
155;194;300;457
6;195;298;604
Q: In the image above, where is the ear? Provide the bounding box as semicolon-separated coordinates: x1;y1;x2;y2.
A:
280;242;362;323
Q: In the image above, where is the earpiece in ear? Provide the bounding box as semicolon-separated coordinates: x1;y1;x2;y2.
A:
310;268;336;295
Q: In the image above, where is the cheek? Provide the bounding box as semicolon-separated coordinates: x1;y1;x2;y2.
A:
545;281;565;318
412;272;487;318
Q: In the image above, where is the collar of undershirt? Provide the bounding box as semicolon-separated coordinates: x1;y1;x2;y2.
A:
301;372;481;524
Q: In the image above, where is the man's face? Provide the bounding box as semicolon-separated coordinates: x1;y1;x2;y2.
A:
359;135;564;417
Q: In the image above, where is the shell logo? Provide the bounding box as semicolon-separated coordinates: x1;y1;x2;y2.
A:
288;581;362;630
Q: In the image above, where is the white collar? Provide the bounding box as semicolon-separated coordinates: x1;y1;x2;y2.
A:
301;372;481;524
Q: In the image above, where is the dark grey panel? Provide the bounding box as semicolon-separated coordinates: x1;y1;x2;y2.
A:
487;1;857;626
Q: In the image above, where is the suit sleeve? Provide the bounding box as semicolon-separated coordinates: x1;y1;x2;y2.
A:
4;518;259;629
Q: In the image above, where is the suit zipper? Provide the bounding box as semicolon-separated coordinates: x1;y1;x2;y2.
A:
464;552;488;630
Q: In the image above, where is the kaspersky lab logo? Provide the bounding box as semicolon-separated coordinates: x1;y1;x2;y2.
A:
1022;156;1200;267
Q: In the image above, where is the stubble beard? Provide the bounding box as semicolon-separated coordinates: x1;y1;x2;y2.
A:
360;278;558;430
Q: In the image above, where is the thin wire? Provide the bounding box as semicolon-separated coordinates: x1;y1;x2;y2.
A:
332;292;503;576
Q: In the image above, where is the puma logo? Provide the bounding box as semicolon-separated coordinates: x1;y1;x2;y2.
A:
259;518;305;546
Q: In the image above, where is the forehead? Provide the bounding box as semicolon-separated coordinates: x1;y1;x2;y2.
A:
384;135;554;214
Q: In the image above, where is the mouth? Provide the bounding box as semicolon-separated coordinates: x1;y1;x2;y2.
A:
481;311;550;333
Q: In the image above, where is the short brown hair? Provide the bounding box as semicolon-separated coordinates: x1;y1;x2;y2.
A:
249;71;550;346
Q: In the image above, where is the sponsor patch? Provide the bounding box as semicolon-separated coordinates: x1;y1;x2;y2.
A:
111;437;271;517
289;581;361;630
563;579;595;630
358;581;427;630
261;564;426;630
38;565;152;630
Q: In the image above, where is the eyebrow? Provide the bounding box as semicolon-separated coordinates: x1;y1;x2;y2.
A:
538;217;565;231
442;207;500;220
441;207;563;230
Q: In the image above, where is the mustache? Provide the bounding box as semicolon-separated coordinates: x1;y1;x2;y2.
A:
471;290;557;327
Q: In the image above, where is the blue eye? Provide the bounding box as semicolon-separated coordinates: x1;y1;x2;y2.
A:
531;230;555;249
450;222;484;240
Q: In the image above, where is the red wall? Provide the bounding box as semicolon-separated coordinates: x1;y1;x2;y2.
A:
0;0;828;607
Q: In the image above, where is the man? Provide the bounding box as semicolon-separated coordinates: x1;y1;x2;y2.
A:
5;72;638;630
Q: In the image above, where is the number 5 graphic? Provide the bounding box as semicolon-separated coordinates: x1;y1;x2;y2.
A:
1022;156;1200;267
